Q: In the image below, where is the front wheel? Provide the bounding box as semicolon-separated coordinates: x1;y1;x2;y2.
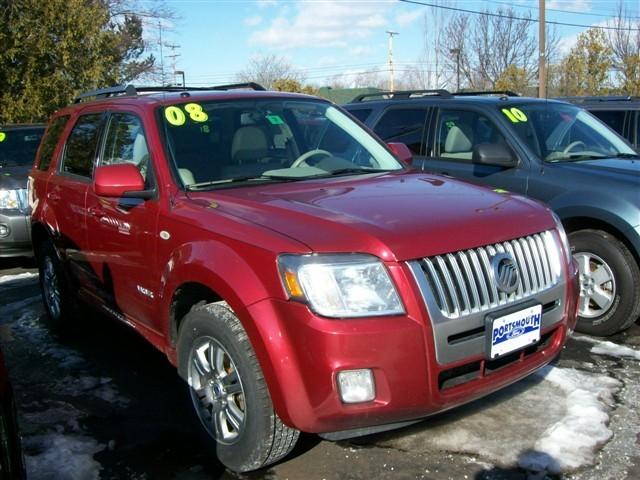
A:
569;229;640;336
177;303;299;472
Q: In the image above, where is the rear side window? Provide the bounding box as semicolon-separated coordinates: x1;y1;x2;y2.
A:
349;109;372;123
38;116;69;171
590;110;626;137
373;108;428;155
61;113;104;178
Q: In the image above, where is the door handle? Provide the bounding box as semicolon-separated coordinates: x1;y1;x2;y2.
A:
87;207;104;218
48;192;61;202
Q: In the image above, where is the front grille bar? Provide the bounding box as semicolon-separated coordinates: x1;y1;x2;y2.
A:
415;231;560;319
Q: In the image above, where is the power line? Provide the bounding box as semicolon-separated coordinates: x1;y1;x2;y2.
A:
398;0;640;32
484;0;640;20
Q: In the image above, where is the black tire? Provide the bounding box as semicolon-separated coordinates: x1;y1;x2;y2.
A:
569;229;640;336
37;240;75;326
177;303;299;472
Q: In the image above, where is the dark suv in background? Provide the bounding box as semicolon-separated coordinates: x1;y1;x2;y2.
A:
560;95;639;152
0;124;45;257
346;90;640;336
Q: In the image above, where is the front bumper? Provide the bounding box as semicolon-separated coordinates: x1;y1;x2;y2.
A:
246;260;578;435
0;210;32;257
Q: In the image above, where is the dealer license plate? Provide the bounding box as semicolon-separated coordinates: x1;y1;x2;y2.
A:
488;304;542;359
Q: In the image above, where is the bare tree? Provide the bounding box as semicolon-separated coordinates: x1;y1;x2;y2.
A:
236;54;305;90
607;0;640;95
440;8;538;91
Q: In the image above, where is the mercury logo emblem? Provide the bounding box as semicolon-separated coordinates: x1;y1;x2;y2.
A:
491;252;519;295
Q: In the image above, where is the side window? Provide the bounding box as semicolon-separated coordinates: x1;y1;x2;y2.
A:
101;113;150;180
349;108;372;123
635;111;639;149
61;113;104;178
373;108;428;155
434;109;509;162
38;115;69;171
590;110;625;137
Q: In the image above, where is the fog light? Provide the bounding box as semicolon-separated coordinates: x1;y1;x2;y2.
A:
0;224;9;238
337;369;375;403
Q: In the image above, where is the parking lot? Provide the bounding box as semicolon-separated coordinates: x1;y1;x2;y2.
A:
1;258;638;480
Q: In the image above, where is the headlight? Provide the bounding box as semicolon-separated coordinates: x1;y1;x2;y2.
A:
0;189;21;210
550;211;572;264
278;254;404;318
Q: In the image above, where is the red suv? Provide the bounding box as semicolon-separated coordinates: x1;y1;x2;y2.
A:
29;84;578;472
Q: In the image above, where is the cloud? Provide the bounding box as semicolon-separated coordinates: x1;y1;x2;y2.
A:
396;10;422;27
548;0;592;12
257;0;277;8
244;15;263;27
249;0;395;49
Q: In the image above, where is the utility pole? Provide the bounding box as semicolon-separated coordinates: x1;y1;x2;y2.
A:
538;0;546;98
386;31;399;92
165;43;181;85
450;48;461;92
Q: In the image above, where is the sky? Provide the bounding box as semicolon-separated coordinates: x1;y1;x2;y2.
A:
144;0;640;88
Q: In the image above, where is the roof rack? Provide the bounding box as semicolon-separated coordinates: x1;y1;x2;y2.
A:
557;95;636;103
74;82;266;103
453;90;520;97
351;89;452;102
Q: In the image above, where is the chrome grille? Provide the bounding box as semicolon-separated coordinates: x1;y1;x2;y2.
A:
414;231;561;319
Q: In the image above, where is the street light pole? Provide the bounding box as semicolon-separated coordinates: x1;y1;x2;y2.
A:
538;0;546;98
175;70;186;89
386;31;399;92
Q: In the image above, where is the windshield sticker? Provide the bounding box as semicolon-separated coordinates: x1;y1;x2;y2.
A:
200;125;210;134
0;132;6;142
165;103;208;126
493;188;509;194
165;106;186;126
266;114;284;125
445;121;455;129
502;107;528;123
184;103;208;122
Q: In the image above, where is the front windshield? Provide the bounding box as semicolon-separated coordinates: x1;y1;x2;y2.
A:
0;128;44;167
501;103;636;162
160;99;402;189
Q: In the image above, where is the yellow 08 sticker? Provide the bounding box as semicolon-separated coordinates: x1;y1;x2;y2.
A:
501;107;528;123
164;103;208;126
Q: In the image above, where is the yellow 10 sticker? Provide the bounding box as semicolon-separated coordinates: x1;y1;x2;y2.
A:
501;107;528;123
164;103;208;126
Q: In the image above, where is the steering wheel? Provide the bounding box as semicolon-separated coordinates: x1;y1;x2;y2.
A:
563;141;586;154
291;149;332;168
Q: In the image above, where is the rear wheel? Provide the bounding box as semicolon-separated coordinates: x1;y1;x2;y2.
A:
177;303;299;472
37;241;74;326
569;229;640;336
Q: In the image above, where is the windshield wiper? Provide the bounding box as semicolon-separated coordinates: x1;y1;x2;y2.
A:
548;153;609;162
186;175;274;190
614;152;639;159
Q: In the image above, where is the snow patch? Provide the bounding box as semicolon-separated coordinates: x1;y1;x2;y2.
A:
0;271;38;284
519;366;620;474
573;335;640;361
376;366;620;475
1;295;41;317
24;433;104;480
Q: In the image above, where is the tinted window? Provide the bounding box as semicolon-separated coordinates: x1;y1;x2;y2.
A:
102;113;150;180
373;108;427;155
349;109;372;123
435;109;509;161
62;114;103;177
591;110;626;136
0;127;45;167
37;116;69;171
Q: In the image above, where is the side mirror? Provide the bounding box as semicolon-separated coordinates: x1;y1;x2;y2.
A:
94;164;151;198
387;142;413;167
472;144;517;168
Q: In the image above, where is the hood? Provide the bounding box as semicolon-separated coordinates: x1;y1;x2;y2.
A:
185;172;555;261
0;165;29;190
553;158;640;181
